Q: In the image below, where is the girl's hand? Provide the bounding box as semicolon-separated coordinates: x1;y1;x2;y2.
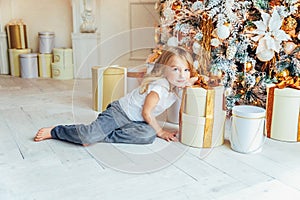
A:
178;76;198;88
186;76;198;87
157;129;178;142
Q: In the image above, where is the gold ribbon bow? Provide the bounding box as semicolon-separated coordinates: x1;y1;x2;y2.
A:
276;76;300;90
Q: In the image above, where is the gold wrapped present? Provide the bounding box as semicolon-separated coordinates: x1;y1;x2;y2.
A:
92;66;127;111
6;23;28;49
179;86;226;148
38;54;52;78
266;85;300;142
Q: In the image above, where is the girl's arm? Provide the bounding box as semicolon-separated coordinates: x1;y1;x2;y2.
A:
142;91;177;142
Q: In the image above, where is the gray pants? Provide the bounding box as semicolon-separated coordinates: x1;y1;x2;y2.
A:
51;101;157;145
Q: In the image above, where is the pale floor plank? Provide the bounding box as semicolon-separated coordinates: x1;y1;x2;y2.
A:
1;75;300;200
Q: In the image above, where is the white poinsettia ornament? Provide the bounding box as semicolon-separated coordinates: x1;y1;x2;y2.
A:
251;9;291;62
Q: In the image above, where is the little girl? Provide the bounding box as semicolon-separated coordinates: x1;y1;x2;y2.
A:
34;46;198;145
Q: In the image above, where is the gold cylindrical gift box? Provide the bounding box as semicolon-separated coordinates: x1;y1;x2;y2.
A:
8;48;31;76
92;66;127;112
38;54;52;78
6;24;28;49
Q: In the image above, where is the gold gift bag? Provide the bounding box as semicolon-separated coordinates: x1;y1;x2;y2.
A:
6;24;28;49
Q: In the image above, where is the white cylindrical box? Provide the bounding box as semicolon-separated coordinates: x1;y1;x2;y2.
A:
20;53;38;78
269;88;300;142
181;113;206;147
38;53;52;78
180;111;225;148
38;32;55;54
230;105;266;154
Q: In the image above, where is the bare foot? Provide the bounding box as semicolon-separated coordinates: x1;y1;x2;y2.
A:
34;127;54;142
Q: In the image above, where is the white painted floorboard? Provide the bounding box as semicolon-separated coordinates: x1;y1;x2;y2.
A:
0;75;300;200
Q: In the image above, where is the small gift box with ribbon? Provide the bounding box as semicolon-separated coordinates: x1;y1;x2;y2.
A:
179;83;226;148
266;77;300;142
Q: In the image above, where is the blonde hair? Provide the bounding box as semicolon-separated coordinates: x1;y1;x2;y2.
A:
140;46;196;94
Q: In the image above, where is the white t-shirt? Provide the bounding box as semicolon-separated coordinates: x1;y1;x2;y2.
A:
118;78;178;121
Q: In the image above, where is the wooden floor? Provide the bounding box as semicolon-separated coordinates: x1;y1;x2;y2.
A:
1;75;300;200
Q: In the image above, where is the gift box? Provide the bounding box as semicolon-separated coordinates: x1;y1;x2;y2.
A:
6;24;28;49
230;105;265;154
8;48;31;76
266;86;300;142
20;53;38;78
179;86;226;148
51;62;73;80
38;53;52;78
53;48;73;66
92;66;127;111
38;31;55;54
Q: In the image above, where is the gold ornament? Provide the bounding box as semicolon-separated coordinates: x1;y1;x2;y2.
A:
277;69;290;78
281;16;297;32
269;0;281;7
295;51;300;60
172;1;181;10
245;62;253;72
283;41;297;54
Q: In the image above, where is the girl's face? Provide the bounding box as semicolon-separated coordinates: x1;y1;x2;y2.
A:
164;56;191;88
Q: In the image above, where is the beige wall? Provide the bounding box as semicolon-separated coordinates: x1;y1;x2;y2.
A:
0;0;73;52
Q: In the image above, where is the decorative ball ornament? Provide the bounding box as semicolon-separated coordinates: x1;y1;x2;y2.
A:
211;38;221;47
167;36;178;47
283;41;297;54
270;0;281;7
216;25;230;40
282;16;297;32
256;49;275;62
295;51;300;60
192;41;201;55
245;62;253;72
172;1;182;10
277;69;290;78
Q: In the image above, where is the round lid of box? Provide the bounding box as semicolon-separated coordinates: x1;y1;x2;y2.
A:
20;53;38;58
232;105;265;118
38;31;55;36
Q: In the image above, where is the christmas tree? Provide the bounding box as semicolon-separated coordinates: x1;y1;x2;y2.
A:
152;0;300;112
